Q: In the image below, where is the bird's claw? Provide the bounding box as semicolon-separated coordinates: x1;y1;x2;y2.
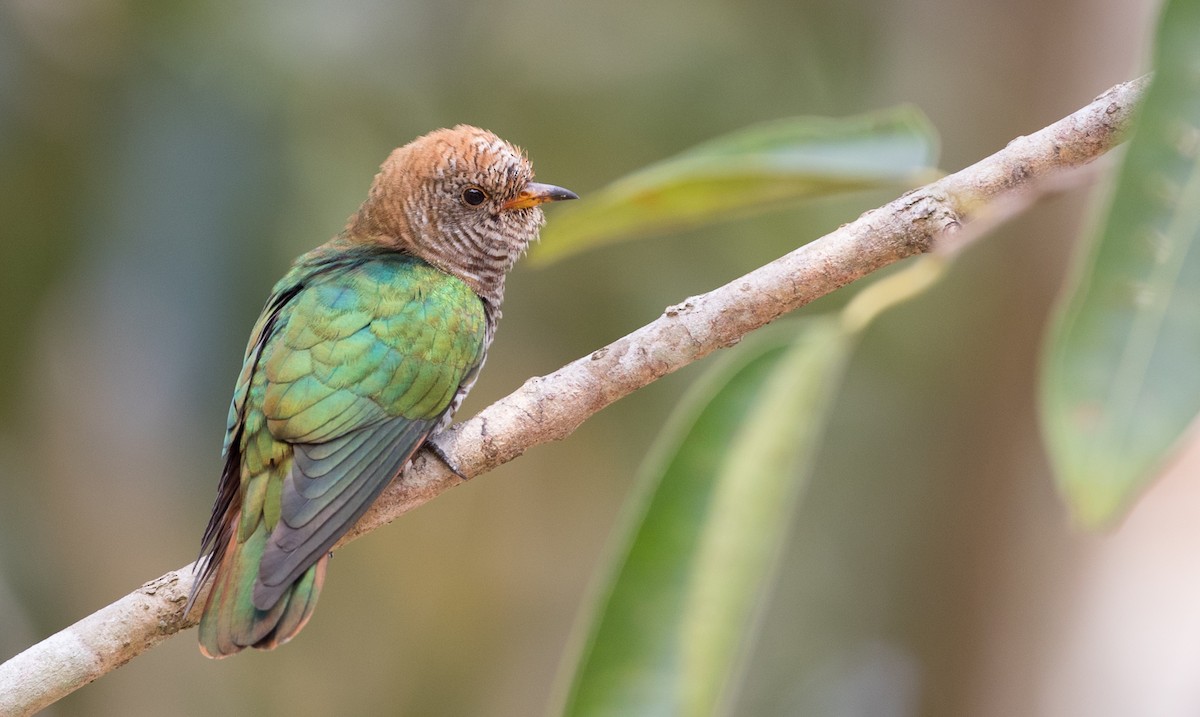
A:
425;436;468;482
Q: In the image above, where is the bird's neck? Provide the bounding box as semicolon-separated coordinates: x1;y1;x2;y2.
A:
344;192;523;309
335;219;509;311
424;249;509;309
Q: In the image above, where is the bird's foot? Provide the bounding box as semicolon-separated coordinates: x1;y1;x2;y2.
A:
425;435;469;482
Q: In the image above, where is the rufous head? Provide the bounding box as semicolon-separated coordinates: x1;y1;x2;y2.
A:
348;125;576;305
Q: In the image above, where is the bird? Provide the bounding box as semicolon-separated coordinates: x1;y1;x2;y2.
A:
187;125;576;658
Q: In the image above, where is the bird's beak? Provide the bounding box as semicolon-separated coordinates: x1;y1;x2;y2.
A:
502;182;578;211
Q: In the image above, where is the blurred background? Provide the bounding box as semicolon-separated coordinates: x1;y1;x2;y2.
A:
2;0;1193;715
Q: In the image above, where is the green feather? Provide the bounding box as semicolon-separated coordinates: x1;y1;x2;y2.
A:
198;519;327;657
194;248;487;656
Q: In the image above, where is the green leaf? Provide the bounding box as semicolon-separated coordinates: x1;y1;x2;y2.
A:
533;106;940;264
553;319;854;717
1041;0;1200;527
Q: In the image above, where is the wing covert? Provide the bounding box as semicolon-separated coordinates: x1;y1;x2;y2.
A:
248;255;487;609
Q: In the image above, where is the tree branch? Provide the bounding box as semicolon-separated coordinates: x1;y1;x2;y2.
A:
0;75;1149;716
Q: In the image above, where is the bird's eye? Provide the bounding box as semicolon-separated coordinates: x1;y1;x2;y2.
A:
461;186;488;206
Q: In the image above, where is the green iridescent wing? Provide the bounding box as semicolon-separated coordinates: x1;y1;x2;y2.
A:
196;249;487;636
254;253;486;605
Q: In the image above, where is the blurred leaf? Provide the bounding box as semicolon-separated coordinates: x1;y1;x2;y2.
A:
555;318;854;717
533;106;940;264
1041;0;1200;527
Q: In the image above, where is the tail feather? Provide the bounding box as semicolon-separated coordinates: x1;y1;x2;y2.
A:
267;561;326;648
197;519;327;659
